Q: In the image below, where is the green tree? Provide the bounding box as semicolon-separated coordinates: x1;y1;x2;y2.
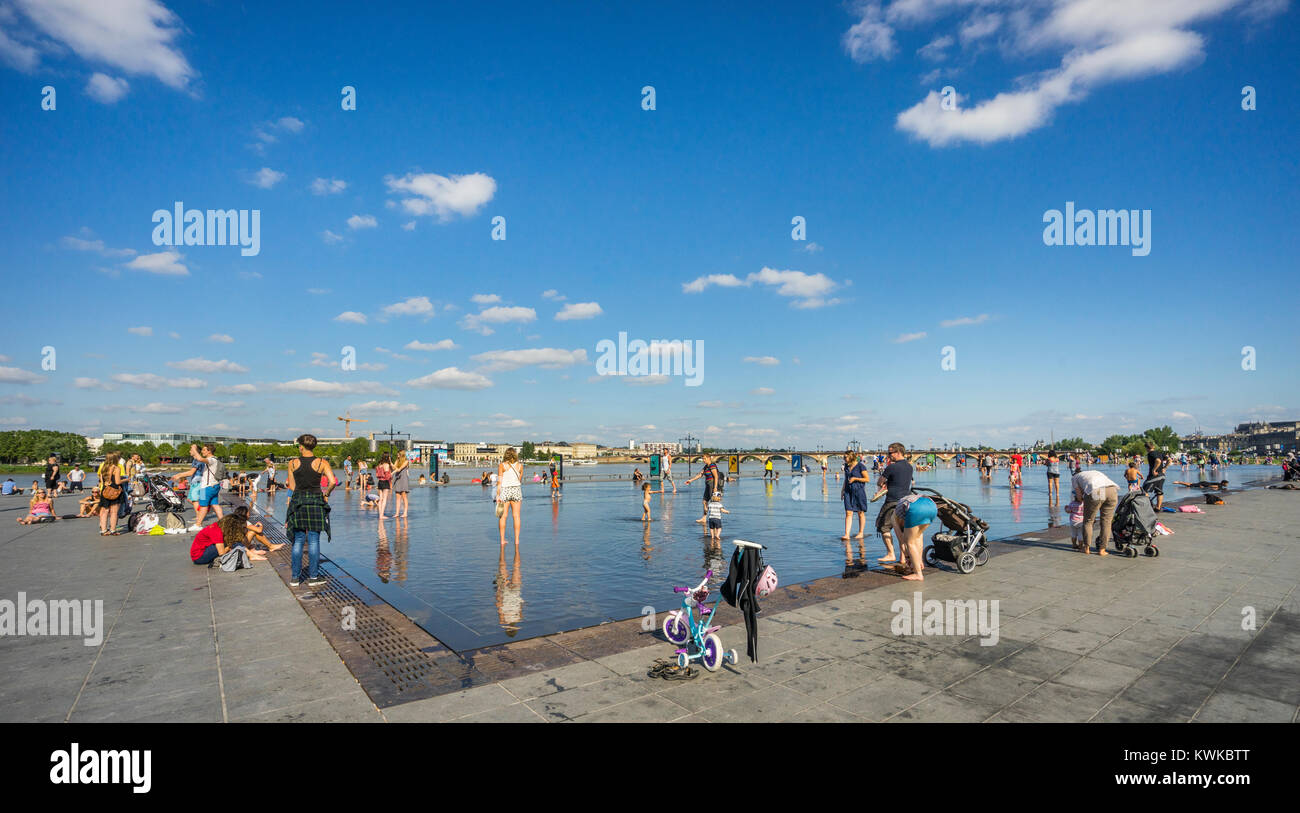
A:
521;441;536;460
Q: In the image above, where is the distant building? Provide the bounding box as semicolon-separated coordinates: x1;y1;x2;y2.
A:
1182;420;1299;454
100;432;284;447
639;441;681;456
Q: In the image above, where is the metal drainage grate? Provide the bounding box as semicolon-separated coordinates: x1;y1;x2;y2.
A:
243;497;441;694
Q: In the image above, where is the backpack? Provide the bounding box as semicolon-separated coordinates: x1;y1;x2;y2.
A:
132;512;159;533
208;457;227;482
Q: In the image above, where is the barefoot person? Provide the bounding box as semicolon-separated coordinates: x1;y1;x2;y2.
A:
96;452;126;535
391;451;411;518
1046;450;1061;505
1071;468;1119;556
640;480;663;521
875;443;913;563
496;447;523;546
285;434;337;587
892;492;937;581
684;453;721;524
840;452;870;542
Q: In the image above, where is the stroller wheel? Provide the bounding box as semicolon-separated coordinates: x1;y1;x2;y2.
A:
974;546;989;567
923;545;938;567
1124;546;1138;558
957;552;976;574
1145;545;1159;557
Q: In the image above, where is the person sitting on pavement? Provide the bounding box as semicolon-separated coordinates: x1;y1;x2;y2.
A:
77;488;102;517
16;490;57;524
190;513;268;566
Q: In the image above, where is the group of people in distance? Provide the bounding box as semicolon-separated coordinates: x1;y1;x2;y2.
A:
842;443;936;581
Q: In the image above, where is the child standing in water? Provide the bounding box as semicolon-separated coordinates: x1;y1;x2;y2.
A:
640;481;663;521
1124;461;1144;492
705;492;730;542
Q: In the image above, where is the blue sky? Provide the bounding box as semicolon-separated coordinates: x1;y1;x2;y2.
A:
1;0;1296;449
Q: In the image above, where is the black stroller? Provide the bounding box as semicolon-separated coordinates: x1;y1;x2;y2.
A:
134;474;186;512
915;487;991;574
1112;490;1160;557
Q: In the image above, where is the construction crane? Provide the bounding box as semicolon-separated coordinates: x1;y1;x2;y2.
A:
338;411;369;438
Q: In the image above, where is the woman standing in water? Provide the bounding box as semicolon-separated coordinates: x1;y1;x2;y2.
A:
840;452;870;543
497;447;524;546
391;450;411;518
374;452;393;520
1046;450;1061;504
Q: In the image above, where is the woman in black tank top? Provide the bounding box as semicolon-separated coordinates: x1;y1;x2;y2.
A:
292;456;321;493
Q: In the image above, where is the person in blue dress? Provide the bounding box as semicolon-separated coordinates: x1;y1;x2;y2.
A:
841;452;871;542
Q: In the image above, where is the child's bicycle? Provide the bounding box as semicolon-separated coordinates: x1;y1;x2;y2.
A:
661;570;738;671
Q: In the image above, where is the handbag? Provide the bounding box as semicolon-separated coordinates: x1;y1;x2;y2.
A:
495;501;506;518
100;472;122;501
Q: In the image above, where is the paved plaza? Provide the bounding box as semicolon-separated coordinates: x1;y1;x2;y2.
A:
2;487;1296;722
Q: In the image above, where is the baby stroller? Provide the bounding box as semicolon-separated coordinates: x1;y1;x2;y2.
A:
1112;490;1160;557
135;474;186;512
915;486;991;574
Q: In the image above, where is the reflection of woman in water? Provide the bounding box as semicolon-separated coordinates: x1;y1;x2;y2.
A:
495;544;523;635
375;523;392;583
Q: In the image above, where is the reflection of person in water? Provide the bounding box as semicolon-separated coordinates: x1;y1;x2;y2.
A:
1174;480;1229;490
641;521;654;561
495;544;523;635
375;523;391;583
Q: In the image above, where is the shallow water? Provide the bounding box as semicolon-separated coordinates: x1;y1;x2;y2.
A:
234;461;1281;650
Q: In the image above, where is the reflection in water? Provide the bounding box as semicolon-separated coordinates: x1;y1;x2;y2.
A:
1046;502;1063;529
702;539;724;581
495;545;523;636
1009;488;1023;523
641;521;654;561
392;517;409;582
375;523;391;582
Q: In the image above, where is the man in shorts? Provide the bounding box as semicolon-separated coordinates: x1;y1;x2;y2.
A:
191;443;224;530
1143;441;1168;510
343;455;354;489
662;454;676;493
686;453;720;524
875;443;913;563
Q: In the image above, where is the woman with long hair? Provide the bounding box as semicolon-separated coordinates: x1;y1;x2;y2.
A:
285;434;337;587
497;447;523;547
97;452;125;536
374;452;393;520
391;450;411;519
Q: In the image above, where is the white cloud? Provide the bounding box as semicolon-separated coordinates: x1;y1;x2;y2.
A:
626;375;671;387
166;358;248;374
271;378;398;396
404;339;457;352
311;177;347;195
682;273;745;293
743;356;780;366
0;416;29;426
60;233;136;257
208;333;234;343
214;383;257;394
893;331;927;343
350;400;419;414
471;348;588;371
0;366;43;384
276;116;304;133
882;1;1259;147
74;377;113;390
401;221;415;231
471;293;501;305
800;242;824;254
541;289;565;300
125;251;188;276
130;402;184;414
940;313;991;327
750;387;775;396
347;214;377;230
127;326;152;336
843;1;897;62
683;267;839;308
460;306;536;335
917;34;953;61
382;296;435;319
85;72;128;103
555;302;603;321
10;0;197;89
384;171;497;221
321;230;344;245
334;311;367;324
405;367;493;390
111;372;205;389
248;167;286;188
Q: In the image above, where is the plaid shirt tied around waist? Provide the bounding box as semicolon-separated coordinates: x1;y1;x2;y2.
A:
286;490;331;542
